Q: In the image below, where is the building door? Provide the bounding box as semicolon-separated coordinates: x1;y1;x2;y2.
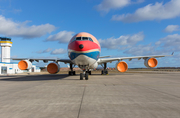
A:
1;66;7;74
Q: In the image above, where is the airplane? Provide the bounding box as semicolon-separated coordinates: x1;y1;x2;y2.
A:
11;32;174;80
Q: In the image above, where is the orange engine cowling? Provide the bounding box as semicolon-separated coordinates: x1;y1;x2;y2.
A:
144;58;158;68
18;60;32;70
116;61;128;72
47;62;60;74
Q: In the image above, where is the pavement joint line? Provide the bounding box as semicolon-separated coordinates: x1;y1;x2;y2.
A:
77;85;86;118
124;80;180;100
140;84;180;100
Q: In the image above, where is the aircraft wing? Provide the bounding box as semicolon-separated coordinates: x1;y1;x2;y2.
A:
97;53;174;64
10;58;73;64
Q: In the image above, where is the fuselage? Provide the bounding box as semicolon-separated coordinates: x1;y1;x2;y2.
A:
68;32;101;69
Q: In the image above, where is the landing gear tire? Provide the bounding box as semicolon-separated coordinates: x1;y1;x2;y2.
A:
85;73;89;80
80;73;83;80
101;70;108;75
86;71;91;75
101;70;104;75
69;71;72;75
69;71;76;76
105;70;108;75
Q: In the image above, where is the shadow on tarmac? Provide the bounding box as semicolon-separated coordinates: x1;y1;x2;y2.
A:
0;74;69;81
0;72;133;81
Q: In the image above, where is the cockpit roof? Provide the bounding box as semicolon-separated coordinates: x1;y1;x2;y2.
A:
69;32;100;46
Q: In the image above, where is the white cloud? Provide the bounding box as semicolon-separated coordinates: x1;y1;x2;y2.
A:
12;9;22;14
45;31;75;43
155;34;180;51
125;34;180;56
112;0;180;22
164;25;180;33
43;48;52;53
96;0;144;13
51;48;67;55
0;15;56;38
125;33;180;57
124;34;180;59
36;48;52;54
96;0;130;12
98;32;144;49
124;44;157;56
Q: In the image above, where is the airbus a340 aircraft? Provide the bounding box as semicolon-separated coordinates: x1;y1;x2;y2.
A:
12;32;173;80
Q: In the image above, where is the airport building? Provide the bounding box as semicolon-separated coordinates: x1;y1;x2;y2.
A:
0;37;40;74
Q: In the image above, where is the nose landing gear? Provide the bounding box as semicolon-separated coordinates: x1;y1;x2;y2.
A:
79;65;90;80
80;70;89;80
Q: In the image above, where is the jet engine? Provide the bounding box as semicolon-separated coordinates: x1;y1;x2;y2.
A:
89;62;98;69
18;60;32;70
116;61;128;72
144;58;158;68
47;62;60;74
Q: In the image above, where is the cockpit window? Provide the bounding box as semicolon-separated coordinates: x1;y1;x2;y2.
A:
72;37;76;42
82;37;88;40
73;37;94;42
89;37;93;42
76;37;81;40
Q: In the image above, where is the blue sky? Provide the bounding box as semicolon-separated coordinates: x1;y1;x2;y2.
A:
0;0;180;68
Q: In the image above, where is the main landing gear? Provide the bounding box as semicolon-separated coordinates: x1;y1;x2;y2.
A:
101;63;108;75
68;64;76;75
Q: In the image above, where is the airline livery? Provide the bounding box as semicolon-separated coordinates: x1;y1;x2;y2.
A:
12;32;173;80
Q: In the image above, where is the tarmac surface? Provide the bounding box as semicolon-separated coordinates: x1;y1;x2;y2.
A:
0;71;180;118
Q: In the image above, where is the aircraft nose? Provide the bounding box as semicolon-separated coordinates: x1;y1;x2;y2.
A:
79;44;84;49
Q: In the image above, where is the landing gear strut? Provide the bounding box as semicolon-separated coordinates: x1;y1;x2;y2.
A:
68;64;76;75
101;63;108;75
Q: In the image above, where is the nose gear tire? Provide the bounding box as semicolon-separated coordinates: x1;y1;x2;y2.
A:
80;73;83;80
85;73;89;80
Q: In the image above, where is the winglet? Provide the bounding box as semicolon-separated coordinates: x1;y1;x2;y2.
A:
171;52;174;55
